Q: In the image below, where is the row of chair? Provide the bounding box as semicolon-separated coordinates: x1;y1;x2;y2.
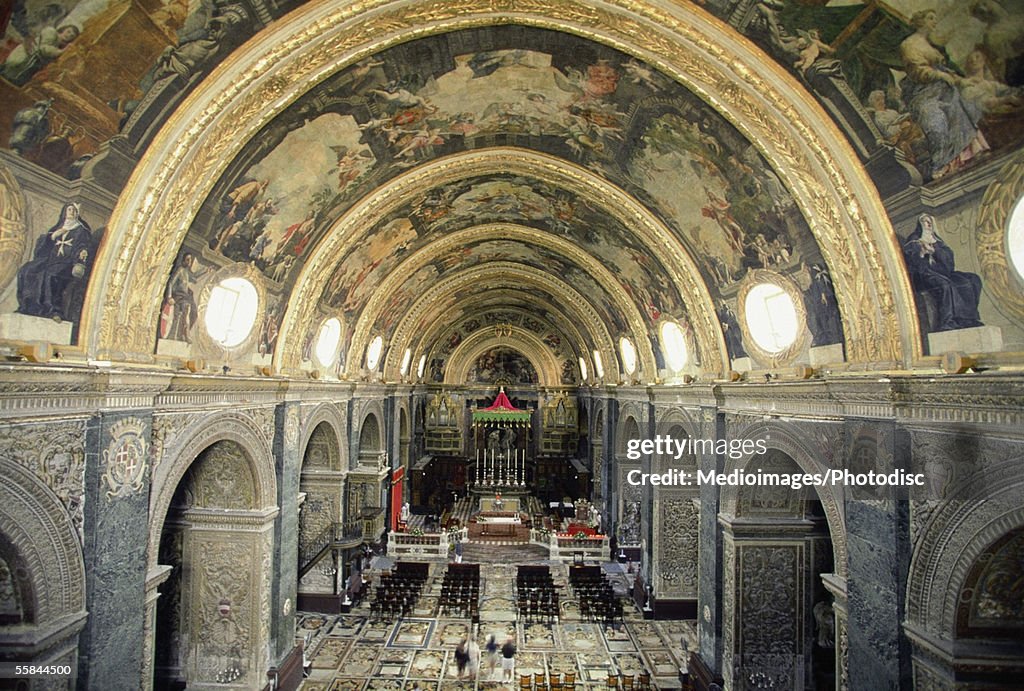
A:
519;670;577;690
439;563;480;617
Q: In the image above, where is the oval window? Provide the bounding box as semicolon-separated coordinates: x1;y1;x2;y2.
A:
744;283;800;353
593;349;605;379
578;356;588;382
366;335;384;370
204;277;258;347
660;320;689;371
314;317;342;367
400;347;412;376
1009;194;1024;282
620;337;637;375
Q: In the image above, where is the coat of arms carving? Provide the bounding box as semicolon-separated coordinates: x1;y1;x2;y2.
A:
102;418;149;500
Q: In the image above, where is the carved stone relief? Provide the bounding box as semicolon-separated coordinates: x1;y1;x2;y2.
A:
618;482;642;545
101;417;149;501
187;441;257;510
152;412;202;475
735;544;802;689
188;534;256;685
657;497;698;598
0;420;86;542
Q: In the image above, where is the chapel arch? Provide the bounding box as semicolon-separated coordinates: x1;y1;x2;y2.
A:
297;420;349;610
153;438;278;690
0;459;86;675
722;445;840;691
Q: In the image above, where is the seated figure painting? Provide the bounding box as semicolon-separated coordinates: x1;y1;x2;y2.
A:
902;213;983;332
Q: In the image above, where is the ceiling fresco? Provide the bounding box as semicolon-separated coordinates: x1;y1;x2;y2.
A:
705;0;1024;183
159;23;846;371
1;0;289;177
5;0;1019;370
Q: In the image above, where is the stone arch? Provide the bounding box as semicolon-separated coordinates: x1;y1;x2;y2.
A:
0;458;86;627
719;419;847;579
654;407;700;472
906;455;1024;636
151;418;279;690
358;410;383;455
300;403;347;472
616;408;643;457
148;410;278;570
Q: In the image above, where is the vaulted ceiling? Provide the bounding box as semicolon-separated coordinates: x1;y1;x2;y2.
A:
79;0;920;382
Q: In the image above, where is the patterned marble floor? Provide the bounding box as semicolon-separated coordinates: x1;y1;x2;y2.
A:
296;560;695;690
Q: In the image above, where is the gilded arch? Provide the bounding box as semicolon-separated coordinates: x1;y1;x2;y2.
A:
84;0;913;370
147;410;279;569
719;418;848;579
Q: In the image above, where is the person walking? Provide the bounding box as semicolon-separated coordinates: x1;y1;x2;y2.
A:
467;636;481;681
454;638;470;680
500;635;517;682
484;633;499;679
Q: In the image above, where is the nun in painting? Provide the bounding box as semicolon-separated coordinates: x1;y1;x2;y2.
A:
16;202;93;321
902;213;983;332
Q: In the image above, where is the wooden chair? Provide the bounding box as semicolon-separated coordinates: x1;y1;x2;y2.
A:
563;671;577;688
620;673;635;689
636;671;652;690
606;673;619;689
520;674;533;690
535;671;547;687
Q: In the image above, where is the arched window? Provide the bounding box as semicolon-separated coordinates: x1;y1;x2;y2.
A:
578;356;588;382
619;337;637;375
660;320;689;371
593;349;605;379
744;282;800;353
314;317;342;367
365;335;383;370
204;277;258;347
399;348;412;376
1009;194;1024;282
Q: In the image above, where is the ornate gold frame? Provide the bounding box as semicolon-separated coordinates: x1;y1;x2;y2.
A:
736;268;809;367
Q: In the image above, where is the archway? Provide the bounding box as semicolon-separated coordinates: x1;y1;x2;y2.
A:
0;459;87;679
297;421;349;613
721;449;838;691
153;439;276;690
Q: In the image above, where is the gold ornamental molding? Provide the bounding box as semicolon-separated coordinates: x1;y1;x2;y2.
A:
0;163;27;293
445;326;562;386
415;301;588;371
377;262;620;379
355;222;653;371
282;148;724;374
976;150;1024;324
83;0;911;367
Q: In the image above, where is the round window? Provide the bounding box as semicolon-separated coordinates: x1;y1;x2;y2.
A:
400;347;412;376
1009;194;1024;282
204;277;258;347
314;317;342;367
620;337;637;375
578;356;588;382
744;282;800;353
660;320;689;371
366;335;384;370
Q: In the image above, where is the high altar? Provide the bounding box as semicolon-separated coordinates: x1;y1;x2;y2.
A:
470;388;531;511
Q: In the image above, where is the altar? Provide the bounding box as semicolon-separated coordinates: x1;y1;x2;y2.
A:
479;496;521;512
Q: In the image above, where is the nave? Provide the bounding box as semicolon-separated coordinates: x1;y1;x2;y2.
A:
297;556;693;690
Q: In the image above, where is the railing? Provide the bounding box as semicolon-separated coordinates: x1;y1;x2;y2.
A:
551;534;609;561
387;530;451;558
298;520;365;577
